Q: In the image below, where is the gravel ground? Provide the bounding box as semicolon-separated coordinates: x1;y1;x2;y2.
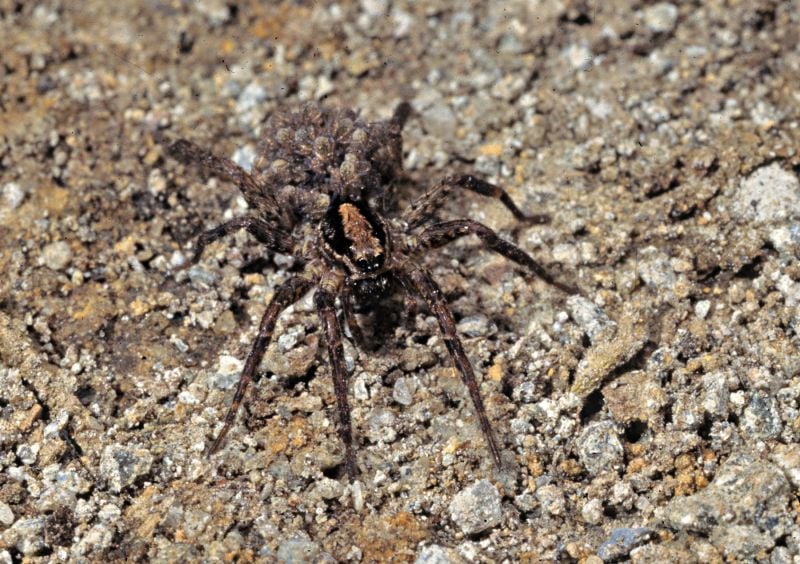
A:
2;1;800;562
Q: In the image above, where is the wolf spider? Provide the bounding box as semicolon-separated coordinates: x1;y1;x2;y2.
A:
167;103;575;479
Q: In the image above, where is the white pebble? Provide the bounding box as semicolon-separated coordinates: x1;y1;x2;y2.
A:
351;480;364;512
0;501;14;526
41;241;72;271
694;300;711;319
644;3;678;33
734;163;800;224
448;479;503;535
1;182;25;210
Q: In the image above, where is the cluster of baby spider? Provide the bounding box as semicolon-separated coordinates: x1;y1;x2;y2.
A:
167;102;575;478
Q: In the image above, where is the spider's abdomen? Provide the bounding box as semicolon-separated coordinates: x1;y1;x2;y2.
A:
254;105;403;205
320;198;389;275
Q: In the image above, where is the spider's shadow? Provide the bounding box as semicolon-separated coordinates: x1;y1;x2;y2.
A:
349;291;410;352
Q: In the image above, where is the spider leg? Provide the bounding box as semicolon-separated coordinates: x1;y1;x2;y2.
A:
402;174;551;228
183;216;292;267
341;281;365;346
395;268;503;469
207;276;314;455
167;139;281;221
390;101;413;133
412;219;578;294
315;285;358;479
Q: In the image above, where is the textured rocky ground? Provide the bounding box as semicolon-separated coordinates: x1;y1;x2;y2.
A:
2;0;800;562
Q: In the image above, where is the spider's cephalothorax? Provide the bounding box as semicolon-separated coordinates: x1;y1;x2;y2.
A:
320;197;389;275
320;196;394;303
167;103;575;479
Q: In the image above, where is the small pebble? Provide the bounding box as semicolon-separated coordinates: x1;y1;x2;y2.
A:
352;480;364;512
448;479;502;535
315;477;344;500
597;527;653;561
276;535;321;563
767;225;798;253
8;517;47;556
415;544;464;564
196;0;231;26
1;182;25;210
644;3;678;33
637;247;676;291
741;392;782;440
366;408;397;443
15;443;39;466
360;0;387;17
169;334;189;353
567;296;614;342
187;266;218;287
237;82;268;114
770;444;800;489
315;76;335;100
700;372;729;418
734;163;800;224
581;498;603;524
563;43;594;71
97;504;121;523
210;355;243;389
536;484;566;516
694;299;711;319
177;390;198;406
392;9;414;38
147;169;167;195
232;145;257;173
392;377;414;406
41;241;72;271
99;444;154;493
169;251;187;269
576;422;624;475
456;314;490;337
0;501;14;527
278;325;305;352
552;243;580;265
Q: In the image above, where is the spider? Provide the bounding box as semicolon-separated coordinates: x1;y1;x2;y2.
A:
166;103;575;479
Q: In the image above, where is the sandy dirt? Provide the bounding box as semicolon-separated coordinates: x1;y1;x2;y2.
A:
1;0;800;561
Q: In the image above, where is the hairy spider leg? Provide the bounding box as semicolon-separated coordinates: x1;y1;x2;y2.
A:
315;287;358;479
402;174;552;228
183;216;292;267
396;268;503;469
167;139;283;223
208;277;314;455
390;101;413;132
340;281;365;346
412;219;578;294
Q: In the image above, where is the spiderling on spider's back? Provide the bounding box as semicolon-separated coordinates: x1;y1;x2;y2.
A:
165;102;576;480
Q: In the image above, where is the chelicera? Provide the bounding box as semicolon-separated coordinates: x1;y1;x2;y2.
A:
166;103;575;479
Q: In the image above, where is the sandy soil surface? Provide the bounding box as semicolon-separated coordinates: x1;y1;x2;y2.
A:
2;0;800;562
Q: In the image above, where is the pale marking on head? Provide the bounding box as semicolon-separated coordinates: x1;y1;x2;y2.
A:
339;203;383;260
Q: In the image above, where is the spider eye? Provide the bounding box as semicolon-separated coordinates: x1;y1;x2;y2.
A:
356;258;380;272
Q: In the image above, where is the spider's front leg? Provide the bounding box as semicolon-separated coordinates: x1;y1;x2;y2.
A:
182;216;293;267
412;219;578;294
166;138;285;224
207;276;313;455
166;138;295;268
315;278;359;479
402;174;552;228
396;267;503;469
